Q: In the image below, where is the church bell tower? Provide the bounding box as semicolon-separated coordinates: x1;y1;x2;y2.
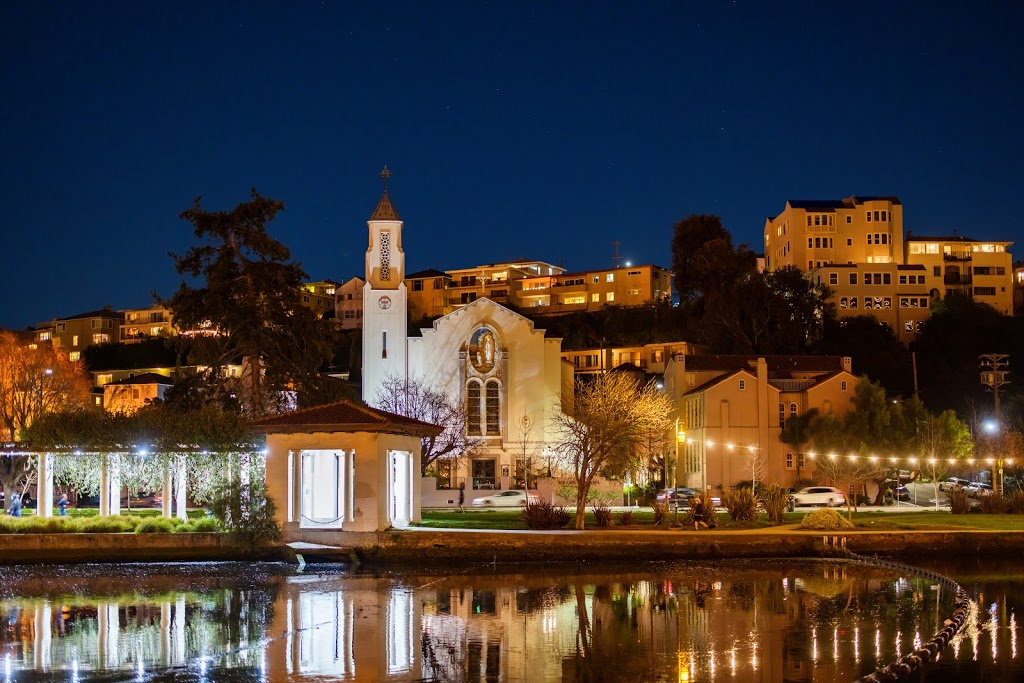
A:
361;166;408;402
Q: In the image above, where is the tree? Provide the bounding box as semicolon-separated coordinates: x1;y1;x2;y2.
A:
670;215;757;305
917;409;973;507
0;332;92;499
551;372;672;529
780;408;818;483
372;374;481;476
816;316;912;396
704;267;832;354
164;189;333;416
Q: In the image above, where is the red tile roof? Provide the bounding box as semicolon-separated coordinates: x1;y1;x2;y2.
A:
682;355;845;374
247;400;441;437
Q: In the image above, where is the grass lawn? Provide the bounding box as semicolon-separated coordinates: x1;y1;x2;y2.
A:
850;511;1024;531
18;508;207;520
420;508;1024;532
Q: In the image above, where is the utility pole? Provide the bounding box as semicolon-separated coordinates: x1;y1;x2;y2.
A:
980;353;1010;493
612;241;622;269
979;353;1009;422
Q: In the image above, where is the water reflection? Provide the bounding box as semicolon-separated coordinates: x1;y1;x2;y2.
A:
0;559;1019;681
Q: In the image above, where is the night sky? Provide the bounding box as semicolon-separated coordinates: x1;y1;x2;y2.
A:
2;2;1021;330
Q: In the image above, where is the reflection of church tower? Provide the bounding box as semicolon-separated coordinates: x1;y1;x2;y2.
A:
361;166;408;402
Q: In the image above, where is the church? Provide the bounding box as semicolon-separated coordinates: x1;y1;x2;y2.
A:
360;177;573;504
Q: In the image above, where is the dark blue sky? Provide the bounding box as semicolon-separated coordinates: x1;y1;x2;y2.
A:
2;1;1021;330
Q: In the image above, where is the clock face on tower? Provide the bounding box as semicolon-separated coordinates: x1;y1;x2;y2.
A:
378;296;392;310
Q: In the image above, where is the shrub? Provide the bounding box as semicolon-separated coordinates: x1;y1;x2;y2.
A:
948;488;971;515
651;501;668;526
1006;490;1024;514
722;488;757;522
521;500;571;530
209;481;281;551
760;484;790;525
799;508;854;530
591;502;613;528
182;516;222;532
702;496;719;527
978;492;1007;514
135;517;177;534
79;516;138;533
616;509;635;526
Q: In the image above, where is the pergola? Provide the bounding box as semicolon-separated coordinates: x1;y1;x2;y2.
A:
1;442;264;519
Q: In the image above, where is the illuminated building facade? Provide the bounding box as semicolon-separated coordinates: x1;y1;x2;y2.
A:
664;355;857;492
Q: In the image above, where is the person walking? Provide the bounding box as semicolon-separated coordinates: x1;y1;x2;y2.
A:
58;494;68;516
692;496;707;530
458;482;465;511
7;492;22;517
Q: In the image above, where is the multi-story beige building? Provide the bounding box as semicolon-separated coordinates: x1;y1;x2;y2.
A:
1014;262;1024;316
664;355;857;493
808;263;933;342
36;307;123;360
445;260;563;308
406;269;453;320
121;306;174;343
103;372;174;413
517;263;672;313
562;340;703;375
904;234;1014;315
764;196;904;272
334;277;364;330
300;280;338;318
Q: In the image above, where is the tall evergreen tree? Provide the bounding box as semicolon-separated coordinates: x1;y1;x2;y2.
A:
165;189;333;415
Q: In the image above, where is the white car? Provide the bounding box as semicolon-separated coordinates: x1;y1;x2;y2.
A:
471;490;539;507
791;486;846;507
939;477;969;492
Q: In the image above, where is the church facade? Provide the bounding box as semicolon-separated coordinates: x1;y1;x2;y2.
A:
361;182;572;502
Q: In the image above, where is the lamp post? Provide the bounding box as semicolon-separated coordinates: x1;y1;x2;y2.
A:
673;418;685;490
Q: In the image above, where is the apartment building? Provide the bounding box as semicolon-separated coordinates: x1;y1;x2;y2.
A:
300;280;339;318
808;263;933;342
664;355;857;493
103;373;174;413
518;264;672;313
446;260;563;308
406;269;453;320
35;307;123;360
904;234;1014;315
334;277;365;330
1014;263;1024;316
562;340;702;376
764;196;904;272
121;306;174;343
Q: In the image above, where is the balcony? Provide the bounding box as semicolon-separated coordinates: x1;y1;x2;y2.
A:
944;274;973;286
943;252;972;262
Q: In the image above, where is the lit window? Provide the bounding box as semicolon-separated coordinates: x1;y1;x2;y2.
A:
467;381;482;435
69;351;80;362
485;381;500;435
739;379;746;390
606;293;615;302
606;273;614;282
591;293;599;302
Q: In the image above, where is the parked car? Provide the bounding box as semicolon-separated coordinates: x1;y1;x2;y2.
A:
655;487;696;504
939;477;969;492
471;490;539;507
790;486;846;508
967;482;993;498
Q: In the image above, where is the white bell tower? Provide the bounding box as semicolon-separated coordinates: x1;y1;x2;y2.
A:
362;166;408;402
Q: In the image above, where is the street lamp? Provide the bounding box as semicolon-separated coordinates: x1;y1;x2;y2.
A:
673;418;685;490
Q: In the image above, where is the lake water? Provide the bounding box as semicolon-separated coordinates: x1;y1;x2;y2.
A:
0;558;1019;682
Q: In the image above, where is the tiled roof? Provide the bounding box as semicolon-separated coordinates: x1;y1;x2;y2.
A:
406;268;448;279
57;307;121;321
787;200;847;210
247;400;441;437
106;372;173;386
682;355;846;374
370;192;400;220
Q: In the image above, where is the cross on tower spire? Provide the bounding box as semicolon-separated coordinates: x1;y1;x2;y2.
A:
380;165;392;193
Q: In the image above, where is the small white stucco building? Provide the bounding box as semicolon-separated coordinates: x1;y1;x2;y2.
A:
249;400;441;538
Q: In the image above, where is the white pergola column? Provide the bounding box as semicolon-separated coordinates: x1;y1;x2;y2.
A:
99;455;110;517
162;460;173;519
175;455;187;521
108;456;121;516
33;600;52;670
36;452;54;518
